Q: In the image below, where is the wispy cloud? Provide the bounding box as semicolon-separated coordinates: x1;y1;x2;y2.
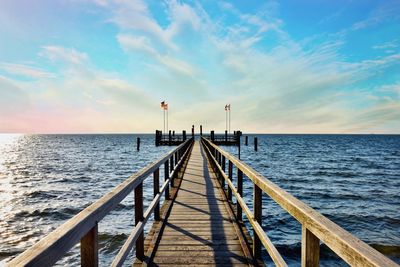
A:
351;1;400;31
0;63;53;79
117;34;196;77
40;46;88;65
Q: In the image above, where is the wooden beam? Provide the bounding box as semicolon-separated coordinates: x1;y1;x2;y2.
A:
237;169;243;221
302;226;320;267
80;223;98;267
164;161;170;200
228;161;233;201
135;183;144;261
153;168;160;221
253;184;262;259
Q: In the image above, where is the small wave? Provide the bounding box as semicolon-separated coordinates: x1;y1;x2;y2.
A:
99;233;128;254
14;206;82;221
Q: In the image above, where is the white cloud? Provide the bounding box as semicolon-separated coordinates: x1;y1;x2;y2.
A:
0;63;53;79
40;46;88;65
117;34;196;77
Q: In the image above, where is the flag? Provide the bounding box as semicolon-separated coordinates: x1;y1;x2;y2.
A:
225;104;227;111
226;104;230;111
164;103;168;110
161;101;165;108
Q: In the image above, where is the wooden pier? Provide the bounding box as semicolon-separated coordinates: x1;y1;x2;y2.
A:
156;128;241;146
8;137;399;267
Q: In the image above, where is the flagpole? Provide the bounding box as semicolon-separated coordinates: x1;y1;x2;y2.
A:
229;107;231;134
225;108;227;132
163;109;165;137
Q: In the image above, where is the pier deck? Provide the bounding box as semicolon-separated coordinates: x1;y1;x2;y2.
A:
9;137;399;267
137;141;253;266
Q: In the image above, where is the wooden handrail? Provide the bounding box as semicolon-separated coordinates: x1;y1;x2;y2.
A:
201;137;399;267
8;138;194;267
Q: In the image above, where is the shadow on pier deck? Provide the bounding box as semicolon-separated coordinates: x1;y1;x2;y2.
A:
135;141;253;266
8;137;399;267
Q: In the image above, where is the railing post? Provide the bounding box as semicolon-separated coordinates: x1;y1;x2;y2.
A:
170;156;174;187
221;155;226;188
164;161;170;200
170;155;174;171
302;226;320;267
228;161;233;201
237;169;243;221
81;223;98;267
253;184;262;259
135;183;144;261
153;168;160;221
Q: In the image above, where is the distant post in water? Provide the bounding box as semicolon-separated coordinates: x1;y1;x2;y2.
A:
137;137;140;151
169;130;172;145
155;130;160;146
211;130;215;142
192;125;194;138
254;137;258;151
172;130;175;137
225;130;228;142
200;125;203;136
245;136;248;146
182;130;186;141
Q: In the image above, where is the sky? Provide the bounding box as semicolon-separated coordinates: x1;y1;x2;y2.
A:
0;0;399;134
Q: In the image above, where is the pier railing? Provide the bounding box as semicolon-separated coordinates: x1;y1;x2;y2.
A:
201;137;398;267
8;138;194;267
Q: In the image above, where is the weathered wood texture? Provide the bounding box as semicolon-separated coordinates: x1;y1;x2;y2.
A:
139;141;254;266
201;137;399;267
8;139;193;267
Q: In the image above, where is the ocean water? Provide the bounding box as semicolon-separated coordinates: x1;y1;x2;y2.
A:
0;134;399;266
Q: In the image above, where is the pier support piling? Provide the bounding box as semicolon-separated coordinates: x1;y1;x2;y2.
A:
137;137;140;151
254;137;258;151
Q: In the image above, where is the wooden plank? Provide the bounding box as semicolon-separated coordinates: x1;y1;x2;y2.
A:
302;226;320;267
155;250;246;257
153;168;160;221
134;183;144;261
237;169;243;221
253;184;262;259
164;161;169;200
155;244;244;251
80;223;98;267
151;256;248;265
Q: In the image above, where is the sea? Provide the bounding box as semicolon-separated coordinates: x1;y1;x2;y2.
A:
0;134;399;266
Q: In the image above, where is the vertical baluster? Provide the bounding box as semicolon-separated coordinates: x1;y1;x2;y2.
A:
164;161;170;200
228;161;233;201
135;183;144;261
301;226;320;267
170;156;174;187
221;155;226;188
170;155;174;172
81;223;98;267
253;184;262;258
153;168;160;221
237;169;243;221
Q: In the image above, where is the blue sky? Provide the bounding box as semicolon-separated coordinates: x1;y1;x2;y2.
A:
0;0;399;133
